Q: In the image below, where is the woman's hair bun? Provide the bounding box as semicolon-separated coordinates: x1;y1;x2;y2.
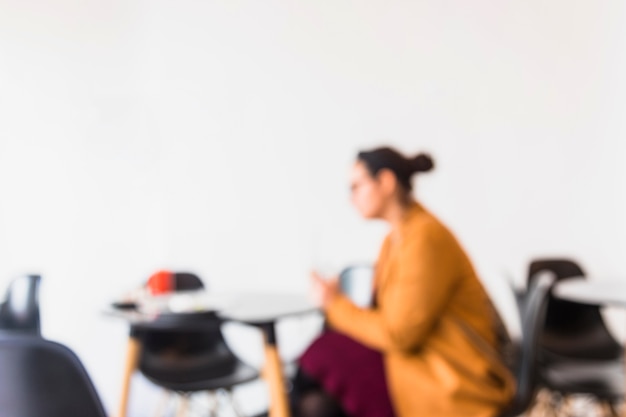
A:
411;153;434;173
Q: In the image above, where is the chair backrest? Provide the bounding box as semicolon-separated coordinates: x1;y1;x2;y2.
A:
173;272;205;291
528;259;585;331
527;258;622;360
0;335;107;417
138;317;241;387
136;272;242;389
503;272;554;416
339;265;374;308
0;275;41;334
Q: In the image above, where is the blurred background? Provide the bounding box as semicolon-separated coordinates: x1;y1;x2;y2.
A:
1;0;625;415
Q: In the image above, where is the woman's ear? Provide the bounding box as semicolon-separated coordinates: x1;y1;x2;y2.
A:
377;168;398;196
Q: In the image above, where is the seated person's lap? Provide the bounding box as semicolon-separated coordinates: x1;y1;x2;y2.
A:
296;330;395;417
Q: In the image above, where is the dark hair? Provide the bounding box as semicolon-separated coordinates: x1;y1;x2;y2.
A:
357;147;434;193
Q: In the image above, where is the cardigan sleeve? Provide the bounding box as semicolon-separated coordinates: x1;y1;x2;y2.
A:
326;219;461;353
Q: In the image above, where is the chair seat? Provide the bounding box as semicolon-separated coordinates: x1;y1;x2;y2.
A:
542;359;624;400
142;359;259;392
541;328;623;361
141;343;238;374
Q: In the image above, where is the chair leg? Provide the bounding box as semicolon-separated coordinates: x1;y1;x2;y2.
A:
181;393;207;417
225;388;246;417
206;391;219;417
117;336;142;417
176;394;189;417
153;389;172;417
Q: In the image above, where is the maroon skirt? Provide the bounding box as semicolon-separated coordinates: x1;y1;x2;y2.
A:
298;330;395;417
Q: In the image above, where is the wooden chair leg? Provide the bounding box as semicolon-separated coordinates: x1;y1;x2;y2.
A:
117;336;142;417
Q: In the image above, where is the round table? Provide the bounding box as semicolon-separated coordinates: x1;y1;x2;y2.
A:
106;291;318;417
553;278;626;308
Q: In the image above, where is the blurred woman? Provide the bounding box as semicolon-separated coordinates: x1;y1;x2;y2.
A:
293;147;515;417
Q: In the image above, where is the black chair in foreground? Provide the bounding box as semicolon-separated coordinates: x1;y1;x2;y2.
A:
132;271;260;417
528;259;622;361
499;271;554;416
0;334;107;417
528;259;624;416
0;274;41;335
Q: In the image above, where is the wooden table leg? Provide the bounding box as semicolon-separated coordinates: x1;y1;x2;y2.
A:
260;323;290;417
117;336;142;417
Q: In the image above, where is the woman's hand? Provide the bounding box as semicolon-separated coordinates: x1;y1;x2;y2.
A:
311;271;340;309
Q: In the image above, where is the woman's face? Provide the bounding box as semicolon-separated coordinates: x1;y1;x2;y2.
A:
350;161;388;219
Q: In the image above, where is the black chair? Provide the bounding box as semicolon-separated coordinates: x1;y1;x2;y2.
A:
0;274;41;335
133;272;260;416
499;271;554;416
0;334;107;417
528;259;624;416
527;259;622;361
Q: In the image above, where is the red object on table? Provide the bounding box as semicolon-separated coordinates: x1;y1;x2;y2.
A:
146;270;174;295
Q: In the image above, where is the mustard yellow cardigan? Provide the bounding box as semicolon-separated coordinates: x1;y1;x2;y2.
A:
326;203;515;417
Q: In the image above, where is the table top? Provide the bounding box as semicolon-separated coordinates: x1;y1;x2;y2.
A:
215;292;319;324
105;290;319;330
552;277;626;307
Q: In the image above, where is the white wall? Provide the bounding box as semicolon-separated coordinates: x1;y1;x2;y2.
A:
1;0;625;415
